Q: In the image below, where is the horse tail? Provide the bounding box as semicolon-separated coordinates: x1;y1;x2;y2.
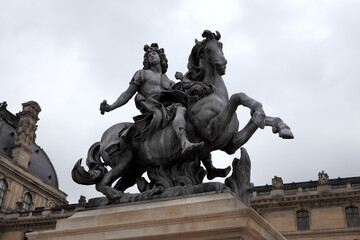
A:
71;142;108;185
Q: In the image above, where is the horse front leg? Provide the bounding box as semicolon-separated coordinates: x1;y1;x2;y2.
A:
221;116;294;155
231;93;266;129
221;120;259;154
265;116;294;139
203;93;265;141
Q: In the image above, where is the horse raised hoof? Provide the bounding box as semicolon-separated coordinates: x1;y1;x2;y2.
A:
271;118;294;139
279;128;294;139
207;165;231;180
106;191;124;202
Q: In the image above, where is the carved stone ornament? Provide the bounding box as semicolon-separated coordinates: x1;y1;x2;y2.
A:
318;170;329;185
272;176;283;189
45;199;55;208
0;101;8;109
72;30;294;205
78;195;87;207
16;202;23;211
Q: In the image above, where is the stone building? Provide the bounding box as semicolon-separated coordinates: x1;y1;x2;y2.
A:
0;101;68;239
250;172;360;239
1;101;360;239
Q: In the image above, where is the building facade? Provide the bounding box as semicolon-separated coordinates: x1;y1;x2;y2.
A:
250;172;360;239
0;101;68;239
1;101;360;239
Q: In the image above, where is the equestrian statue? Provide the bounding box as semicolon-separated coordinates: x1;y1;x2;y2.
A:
72;30;294;204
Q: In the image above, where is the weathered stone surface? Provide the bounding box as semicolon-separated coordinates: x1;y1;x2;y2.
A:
85;182;230;208
27;192;285;240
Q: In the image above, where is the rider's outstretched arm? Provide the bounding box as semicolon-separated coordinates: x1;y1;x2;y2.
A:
108;84;138;112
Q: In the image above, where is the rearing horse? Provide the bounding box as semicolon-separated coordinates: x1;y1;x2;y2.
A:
185;30;293;156
72;30;293;200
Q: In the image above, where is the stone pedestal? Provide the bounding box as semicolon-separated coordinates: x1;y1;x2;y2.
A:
27;192;285;240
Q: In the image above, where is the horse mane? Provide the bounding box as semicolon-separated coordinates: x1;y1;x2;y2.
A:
185;30;221;81
185;44;204;81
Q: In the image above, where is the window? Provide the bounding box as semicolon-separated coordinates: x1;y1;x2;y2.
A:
346;206;360;227
22;193;32;211
0;179;8;210
297;210;310;231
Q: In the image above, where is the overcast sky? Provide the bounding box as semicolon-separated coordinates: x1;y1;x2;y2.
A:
1;0;360;204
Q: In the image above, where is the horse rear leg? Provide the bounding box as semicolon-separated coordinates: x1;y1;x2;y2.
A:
95;148;133;201
202;154;231;180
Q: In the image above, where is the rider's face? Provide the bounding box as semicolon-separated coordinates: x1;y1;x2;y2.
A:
148;51;161;65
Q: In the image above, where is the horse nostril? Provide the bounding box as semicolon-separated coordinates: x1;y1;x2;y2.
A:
216;62;227;68
215;61;227;75
216;58;227;67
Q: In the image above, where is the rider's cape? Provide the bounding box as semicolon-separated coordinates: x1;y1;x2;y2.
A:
125;81;215;143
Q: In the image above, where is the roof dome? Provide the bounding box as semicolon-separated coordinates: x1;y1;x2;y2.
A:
0;103;59;187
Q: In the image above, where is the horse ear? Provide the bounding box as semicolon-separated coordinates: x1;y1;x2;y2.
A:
144;45;150;52
202;30;212;39
215;31;221;40
195;39;200;45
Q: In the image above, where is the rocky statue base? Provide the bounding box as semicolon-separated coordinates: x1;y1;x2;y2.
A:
27;192;285;240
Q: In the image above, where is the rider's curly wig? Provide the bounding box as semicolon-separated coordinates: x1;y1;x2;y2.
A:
143;43;168;74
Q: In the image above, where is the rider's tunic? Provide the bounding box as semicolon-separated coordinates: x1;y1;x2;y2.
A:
127;70;189;142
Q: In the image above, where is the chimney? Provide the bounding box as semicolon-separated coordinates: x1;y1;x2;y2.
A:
12;101;41;168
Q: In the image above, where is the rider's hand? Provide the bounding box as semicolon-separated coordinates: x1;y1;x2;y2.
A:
100;100;109;115
175;72;184;80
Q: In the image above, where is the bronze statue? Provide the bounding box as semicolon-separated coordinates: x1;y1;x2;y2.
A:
100;43;204;156
72;30;293;203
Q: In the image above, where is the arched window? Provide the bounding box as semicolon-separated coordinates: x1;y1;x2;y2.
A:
0;179;8;210
346;206;360;227
22;193;32;211
297;210;310;231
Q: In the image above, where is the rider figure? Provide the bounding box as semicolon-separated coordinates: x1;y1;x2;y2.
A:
100;43;204;156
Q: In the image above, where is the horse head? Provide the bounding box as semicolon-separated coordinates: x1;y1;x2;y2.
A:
186;30;227;81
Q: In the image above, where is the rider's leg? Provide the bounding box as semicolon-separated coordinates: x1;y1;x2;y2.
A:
172;105;204;156
202;154;231;180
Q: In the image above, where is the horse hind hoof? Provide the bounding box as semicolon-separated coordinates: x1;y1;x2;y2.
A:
106;193;123;202
279;128;294;139
207;166;231;180
136;177;149;193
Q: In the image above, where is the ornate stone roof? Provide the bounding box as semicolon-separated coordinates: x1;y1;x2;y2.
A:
0;102;59;187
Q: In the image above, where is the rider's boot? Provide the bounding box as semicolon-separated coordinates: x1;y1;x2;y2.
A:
202;154;231;180
181;138;204;156
173;106;204;156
